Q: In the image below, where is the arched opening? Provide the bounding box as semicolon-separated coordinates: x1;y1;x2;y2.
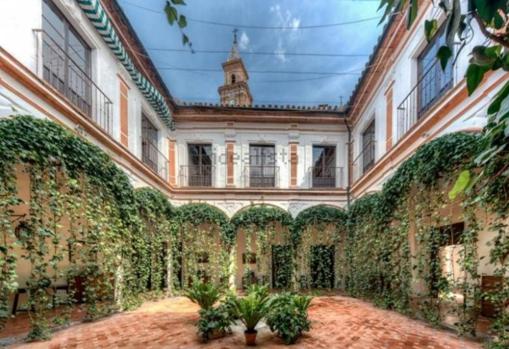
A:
231;74;236;84
293;205;347;289
172;203;233;289
231;205;293;289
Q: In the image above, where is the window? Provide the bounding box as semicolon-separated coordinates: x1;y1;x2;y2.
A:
312;145;336;188
249;145;276;187
242;252;257;264
417;26;454;116
438;222;464;247
231;74;236;84
42;0;92;115
141;114;159;172
362;120;376;173
188;144;213;186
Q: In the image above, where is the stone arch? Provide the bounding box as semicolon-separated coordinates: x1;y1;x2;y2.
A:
172;203;233;289
293;204;348;290
231;204;293;289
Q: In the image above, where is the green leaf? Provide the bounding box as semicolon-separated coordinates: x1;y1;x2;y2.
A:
437;46;452;70
178;15;187;29
448;170;471;200
164;2;178;25
487;81;509;115
473;0;506;23
171;0;186;5
424;20;438;42
465;64;488;95
406;0;419;29
182;34;190;46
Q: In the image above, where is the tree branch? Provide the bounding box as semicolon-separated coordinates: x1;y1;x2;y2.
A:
473;12;509;49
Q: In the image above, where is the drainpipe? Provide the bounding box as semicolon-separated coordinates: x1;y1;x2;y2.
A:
345;120;352;209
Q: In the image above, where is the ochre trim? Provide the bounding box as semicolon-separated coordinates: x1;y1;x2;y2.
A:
385;85;393;151
226;142;235;187
289;143;298;188
168;139;177;186
119;77;129;147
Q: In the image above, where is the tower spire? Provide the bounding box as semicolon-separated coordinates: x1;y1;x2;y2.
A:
228;28;240;61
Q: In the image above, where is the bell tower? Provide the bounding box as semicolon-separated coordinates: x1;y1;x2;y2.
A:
218;29;253;106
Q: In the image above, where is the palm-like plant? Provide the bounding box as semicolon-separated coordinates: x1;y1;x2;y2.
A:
233;284;270;332
185;282;221;310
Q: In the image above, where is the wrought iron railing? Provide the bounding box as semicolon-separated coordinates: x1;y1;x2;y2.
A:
352;139;376;181
244;165;279;188
34;29;113;135
309;166;343;188
180;165;214;187
396;61;454;141
141;138;169;180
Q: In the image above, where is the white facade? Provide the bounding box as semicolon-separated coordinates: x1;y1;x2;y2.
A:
350;1;506;192
0;0;171;190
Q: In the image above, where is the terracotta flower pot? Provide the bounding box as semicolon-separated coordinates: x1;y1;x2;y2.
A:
244;329;257;346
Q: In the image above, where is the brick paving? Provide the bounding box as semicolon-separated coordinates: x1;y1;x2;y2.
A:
5;296;483;348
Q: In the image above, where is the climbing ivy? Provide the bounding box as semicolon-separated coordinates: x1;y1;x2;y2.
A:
346;132;485;333
172;203;232;289
232;205;293;289
293;205;347;289
0;116;172;339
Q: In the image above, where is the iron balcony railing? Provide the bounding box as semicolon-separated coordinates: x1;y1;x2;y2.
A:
309;166;344;188
34;29;113;135
180;165;214;187
352;139;376;181
396;61;454;142
141;138;169;181
244;165;279;188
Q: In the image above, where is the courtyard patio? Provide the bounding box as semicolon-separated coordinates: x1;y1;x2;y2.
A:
3;296;482;349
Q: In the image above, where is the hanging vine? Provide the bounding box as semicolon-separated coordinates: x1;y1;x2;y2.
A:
231;205;293;289
292;205;347;289
0;116;172;339
172;203;233;290
346;133;481;323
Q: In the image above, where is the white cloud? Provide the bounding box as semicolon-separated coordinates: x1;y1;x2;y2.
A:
238;31;250;50
269;4;301;63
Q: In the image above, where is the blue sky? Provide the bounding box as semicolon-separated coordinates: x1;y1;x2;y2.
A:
118;0;385;106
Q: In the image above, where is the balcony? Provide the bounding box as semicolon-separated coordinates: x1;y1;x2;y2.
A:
244;165;279;188
180;165;214;187
309;167;344;188
34;29;113;135
352;139;376;182
396;61;454;142
141;138;169;181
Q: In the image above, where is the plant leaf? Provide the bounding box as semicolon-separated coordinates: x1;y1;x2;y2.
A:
178;15;187;28
437;46;452;70
465;64;488;95
425;19;438;42
448;170;471;200
487;81;509;115
164;2;178;25
171;0;186;5
406;0;419;29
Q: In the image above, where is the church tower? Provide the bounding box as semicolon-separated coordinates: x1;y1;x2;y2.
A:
218;29;253;106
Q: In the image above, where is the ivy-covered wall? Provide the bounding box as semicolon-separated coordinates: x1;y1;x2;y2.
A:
1;116;507;346
171;203;233;289
345;132;508;347
0;116;174;339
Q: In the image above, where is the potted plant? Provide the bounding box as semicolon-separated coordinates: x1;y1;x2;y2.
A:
197;303;234;342
184;281;221;310
266;293;313;344
232;284;270;346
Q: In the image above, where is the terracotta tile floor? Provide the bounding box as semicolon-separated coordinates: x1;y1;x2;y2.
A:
4;296;483;348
